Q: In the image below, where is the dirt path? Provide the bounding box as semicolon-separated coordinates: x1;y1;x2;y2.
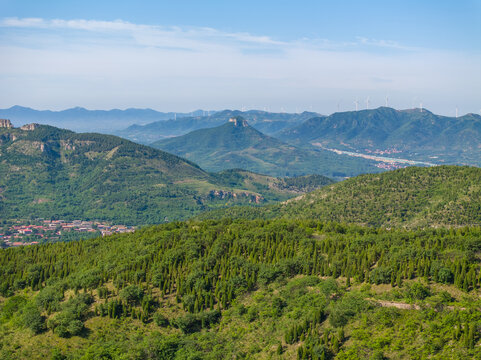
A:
369;299;421;310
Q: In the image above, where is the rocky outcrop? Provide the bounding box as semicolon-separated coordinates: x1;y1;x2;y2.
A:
0;119;13;128
20;123;39;131
208;190;264;203
228;117;248;127
60;140;76;151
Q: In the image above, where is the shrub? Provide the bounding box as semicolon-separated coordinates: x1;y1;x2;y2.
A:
21;303;46;334
437;268;453;284
119;285;144;305
406;282;430;300
329;292;370;328
36;286;64;312
0;295;27;322
154;312;169;327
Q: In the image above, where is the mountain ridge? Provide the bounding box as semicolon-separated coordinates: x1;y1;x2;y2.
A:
0;106;209;132
279;107;481;166
115;110;320;144
151;117;381;178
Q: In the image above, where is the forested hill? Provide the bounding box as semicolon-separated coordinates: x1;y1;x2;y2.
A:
0;219;479;358
278;107;481;166
115;109;320;144
198;166;481;228
151;117;381;178
0;124;332;224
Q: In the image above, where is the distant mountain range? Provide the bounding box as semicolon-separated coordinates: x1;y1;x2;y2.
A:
114;109;320;144
151;116;381;178
2;105;479;168
0;106;208;133
0;123;333;224
278;107;481;166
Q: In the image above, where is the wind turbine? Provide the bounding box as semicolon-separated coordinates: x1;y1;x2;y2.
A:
385;96;389;107
354;98;359;111
366;97;370;110
456;106;458;118
420;102;423;112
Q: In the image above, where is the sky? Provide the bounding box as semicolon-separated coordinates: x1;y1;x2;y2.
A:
0;0;480;116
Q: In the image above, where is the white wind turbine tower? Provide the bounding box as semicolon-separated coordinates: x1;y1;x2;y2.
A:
385;96;389;107
420;102;423;112
456;106;459;118
366;96;370;110
354;98;359;111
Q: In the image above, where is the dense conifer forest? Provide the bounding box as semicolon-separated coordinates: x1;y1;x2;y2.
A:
0;218;480;359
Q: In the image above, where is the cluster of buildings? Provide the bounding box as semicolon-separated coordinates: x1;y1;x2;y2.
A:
364;148;403;155
374;162;406;170
0;219;135;247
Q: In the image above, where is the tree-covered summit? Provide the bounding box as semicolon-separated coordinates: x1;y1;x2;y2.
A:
198;165;481;228
151;118;380;178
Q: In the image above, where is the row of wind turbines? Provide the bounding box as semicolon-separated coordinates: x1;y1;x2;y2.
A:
183;99;467;118
349;96;460;117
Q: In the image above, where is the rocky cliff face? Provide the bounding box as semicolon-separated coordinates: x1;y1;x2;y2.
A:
228;117;248;127
0;119;13;128
20;123;39;131
208;189;264;203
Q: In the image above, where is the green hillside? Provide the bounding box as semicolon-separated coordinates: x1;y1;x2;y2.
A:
279;107;481;166
0;124;332;225
198;166;481;228
115;110;319;144
0;219;480;359
151;117;381;178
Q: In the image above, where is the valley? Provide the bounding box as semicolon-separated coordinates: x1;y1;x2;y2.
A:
0;122;334;226
313;144;437;169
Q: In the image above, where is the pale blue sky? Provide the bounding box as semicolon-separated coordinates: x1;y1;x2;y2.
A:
1;0;480;115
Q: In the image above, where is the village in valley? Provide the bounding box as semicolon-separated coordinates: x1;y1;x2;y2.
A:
0;219;135;248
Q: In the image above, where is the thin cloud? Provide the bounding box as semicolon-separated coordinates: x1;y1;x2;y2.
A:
0;17;479;114
0;17;285;49
1;17;412;52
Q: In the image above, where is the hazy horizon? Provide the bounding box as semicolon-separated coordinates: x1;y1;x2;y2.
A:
1;104;480;119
